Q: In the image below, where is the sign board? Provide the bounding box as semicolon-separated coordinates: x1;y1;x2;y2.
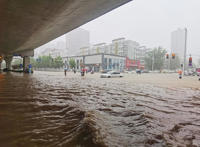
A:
85;55;102;64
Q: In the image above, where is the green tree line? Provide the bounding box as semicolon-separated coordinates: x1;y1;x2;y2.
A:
69;58;76;69
144;47;181;70
31;55;63;68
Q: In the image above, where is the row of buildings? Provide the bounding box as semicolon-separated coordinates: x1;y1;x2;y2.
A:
63;54;125;72
79;38;147;61
35;28;150;72
63;37;150;71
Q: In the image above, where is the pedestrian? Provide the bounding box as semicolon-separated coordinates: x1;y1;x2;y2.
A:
28;64;32;73
64;67;67;76
178;70;182;79
20;64;23;69
81;68;85;76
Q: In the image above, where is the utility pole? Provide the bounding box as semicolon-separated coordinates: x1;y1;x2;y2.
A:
152;51;154;71
183;28;187;75
168;56;170;72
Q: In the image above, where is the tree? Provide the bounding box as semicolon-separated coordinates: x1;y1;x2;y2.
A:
69;58;76;69
54;56;63;68
30;57;37;67
145;47;167;70
144;51;154;70
169;55;181;70
31;55;64;68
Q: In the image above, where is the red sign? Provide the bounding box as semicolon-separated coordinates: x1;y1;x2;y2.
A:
126;57;141;69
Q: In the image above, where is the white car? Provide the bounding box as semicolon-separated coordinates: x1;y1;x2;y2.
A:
100;71;123;78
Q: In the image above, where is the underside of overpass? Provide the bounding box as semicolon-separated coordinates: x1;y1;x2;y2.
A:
0;0;132;56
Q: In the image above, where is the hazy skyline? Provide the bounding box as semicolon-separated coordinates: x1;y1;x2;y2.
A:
81;0;200;58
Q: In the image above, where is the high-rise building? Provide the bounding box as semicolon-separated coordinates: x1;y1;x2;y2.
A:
35;28;90;58
66;28;90;56
171;28;187;60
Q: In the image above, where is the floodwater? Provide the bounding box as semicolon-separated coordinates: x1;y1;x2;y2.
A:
0;72;200;147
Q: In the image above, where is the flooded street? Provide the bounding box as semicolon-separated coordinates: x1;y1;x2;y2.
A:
0;71;200;147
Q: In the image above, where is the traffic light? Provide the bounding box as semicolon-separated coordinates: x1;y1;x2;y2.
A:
172;53;175;59
189;56;192;66
166;54;169;59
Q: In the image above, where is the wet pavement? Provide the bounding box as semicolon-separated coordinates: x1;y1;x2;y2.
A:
0;71;200;147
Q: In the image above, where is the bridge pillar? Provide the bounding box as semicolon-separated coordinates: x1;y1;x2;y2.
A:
0;58;2;71
23;56;30;72
4;56;13;70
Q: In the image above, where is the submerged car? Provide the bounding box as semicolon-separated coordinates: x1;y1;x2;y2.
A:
100;71;123;78
136;69;141;74
141;70;149;73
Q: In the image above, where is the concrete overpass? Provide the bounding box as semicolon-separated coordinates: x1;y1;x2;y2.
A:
0;0;132;71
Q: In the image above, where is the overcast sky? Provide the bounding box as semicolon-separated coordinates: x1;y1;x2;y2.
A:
81;0;200;58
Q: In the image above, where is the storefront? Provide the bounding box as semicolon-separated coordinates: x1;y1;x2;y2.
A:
63;53;125;72
125;57;141;70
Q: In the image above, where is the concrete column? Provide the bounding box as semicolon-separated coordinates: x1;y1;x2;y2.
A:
0;56;3;70
23;56;30;72
4;56;13;70
0;59;2;70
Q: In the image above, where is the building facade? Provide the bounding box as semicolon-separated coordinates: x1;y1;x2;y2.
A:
63;53;125;72
171;28;187;60
78;38;140;60
125;57;142;70
109;38;140;59
73;37;152;71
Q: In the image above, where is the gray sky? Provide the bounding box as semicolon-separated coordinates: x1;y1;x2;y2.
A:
81;0;200;58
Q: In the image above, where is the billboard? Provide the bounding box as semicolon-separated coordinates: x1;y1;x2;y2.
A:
85;55;102;64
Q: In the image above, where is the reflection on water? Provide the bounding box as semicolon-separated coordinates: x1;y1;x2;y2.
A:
0;72;200;147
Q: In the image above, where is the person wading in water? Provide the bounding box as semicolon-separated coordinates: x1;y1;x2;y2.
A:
64;67;67;76
178;69;182;79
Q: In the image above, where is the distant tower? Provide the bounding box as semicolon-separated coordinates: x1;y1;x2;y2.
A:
171;28;187;71
65;28;90;56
